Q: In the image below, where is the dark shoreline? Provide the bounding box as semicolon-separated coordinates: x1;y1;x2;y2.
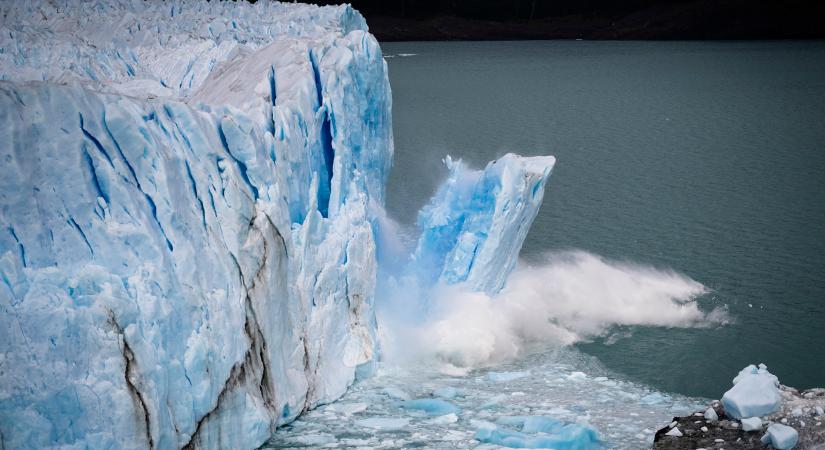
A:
305;0;825;42
365;14;825;42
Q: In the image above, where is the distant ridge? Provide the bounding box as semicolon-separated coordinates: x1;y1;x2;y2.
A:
305;0;825;41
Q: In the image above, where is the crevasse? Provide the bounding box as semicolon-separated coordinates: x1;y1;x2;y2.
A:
0;2;552;450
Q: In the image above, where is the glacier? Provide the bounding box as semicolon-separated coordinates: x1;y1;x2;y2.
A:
0;1;389;449
0;1;558;450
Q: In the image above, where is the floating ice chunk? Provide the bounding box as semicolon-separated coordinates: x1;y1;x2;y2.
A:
487;371;530;382
433;386;459;399
427;413;459;425
700;426;709;432
741;417;762;431
475;422;600;449
761;423;798;450
791;407;803;417
471;419;499;430
381;387;411;401
567;371;588;381
355;418;410;431
640;393;672;405
665;427;683;437
519;416;564;434
294;433;336;446
402;399;460;416
704;407;719;421
816;406;824;416
481;394;508;409
325;402;368;415
721;364;781;419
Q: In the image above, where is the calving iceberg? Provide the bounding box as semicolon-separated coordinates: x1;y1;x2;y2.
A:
0;1;389;449
411;154;555;294
375;155;555;371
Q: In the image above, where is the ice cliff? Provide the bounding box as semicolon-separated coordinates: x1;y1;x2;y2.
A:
0;1;389;449
0;1;552;449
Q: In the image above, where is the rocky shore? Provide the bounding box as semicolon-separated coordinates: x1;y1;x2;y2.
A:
653;385;825;449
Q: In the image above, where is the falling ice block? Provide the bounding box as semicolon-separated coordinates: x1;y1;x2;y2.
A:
411;154;555;294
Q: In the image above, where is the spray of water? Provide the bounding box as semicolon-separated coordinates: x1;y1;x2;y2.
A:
376;250;727;375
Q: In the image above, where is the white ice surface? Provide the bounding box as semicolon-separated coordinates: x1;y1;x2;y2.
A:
266;348;705;449
762;423;799;450
741;417;763;431
0;1;391;449
721;364;781;420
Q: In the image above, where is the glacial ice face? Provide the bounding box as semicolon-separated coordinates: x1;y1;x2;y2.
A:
0;1;560;449
410;154;555;294
0;1;391;449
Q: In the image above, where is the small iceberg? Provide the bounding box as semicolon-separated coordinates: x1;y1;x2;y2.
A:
355;417;410;431
721;363;780;419
487;371;531;382
475;415;600;449
761;423;798;450
402;398;461;416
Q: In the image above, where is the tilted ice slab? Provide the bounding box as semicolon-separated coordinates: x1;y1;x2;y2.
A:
410;154;555;294
0;1;391;449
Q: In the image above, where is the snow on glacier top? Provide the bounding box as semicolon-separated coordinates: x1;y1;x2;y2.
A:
0;0;367;99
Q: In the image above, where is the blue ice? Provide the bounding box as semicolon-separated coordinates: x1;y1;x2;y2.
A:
721;364;781;419
475;419;601;449
402;398;461;416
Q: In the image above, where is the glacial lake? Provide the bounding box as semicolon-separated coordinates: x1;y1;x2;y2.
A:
382;40;825;399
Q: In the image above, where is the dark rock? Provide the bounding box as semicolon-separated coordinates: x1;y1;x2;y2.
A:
653;390;825;450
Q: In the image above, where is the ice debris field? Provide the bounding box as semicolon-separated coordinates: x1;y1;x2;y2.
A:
267;349;706;450
0;1;810;450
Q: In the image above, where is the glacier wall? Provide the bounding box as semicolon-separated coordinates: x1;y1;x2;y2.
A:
0;1;557;449
0;1;390;449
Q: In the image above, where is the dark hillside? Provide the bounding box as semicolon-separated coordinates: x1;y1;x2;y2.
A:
305;0;825;40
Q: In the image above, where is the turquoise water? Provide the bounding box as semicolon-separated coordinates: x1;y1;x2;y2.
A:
382;41;825;399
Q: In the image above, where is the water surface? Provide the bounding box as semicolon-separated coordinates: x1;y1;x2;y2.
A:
382;41;825;398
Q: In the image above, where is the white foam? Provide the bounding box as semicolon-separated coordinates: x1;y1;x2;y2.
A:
380;250;726;372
